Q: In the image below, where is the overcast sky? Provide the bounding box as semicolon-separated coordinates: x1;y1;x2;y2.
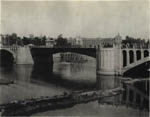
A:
1;1;150;39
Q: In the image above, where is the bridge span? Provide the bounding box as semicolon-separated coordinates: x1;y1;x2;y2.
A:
121;48;150;76
30;45;150;76
0;45;149;76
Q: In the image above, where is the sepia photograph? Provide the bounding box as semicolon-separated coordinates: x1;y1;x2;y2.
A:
0;0;149;116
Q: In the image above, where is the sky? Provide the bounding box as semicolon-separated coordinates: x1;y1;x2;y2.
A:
1;1;150;39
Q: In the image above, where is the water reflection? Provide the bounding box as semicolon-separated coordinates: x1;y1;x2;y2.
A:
96;74;149;111
96;75;122;105
31;64;53;79
0;65;16;82
0;60;149;116
31;63;95;91
96;75;122;90
122;80;149;111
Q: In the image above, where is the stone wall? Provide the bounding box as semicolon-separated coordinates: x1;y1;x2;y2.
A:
16;46;33;64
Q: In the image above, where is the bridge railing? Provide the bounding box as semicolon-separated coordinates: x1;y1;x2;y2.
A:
31;45;90;49
1;45;19;52
121;43;150;49
29;43;150;49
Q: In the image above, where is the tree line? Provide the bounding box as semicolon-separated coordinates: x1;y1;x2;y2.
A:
1;33;149;48
1;33;71;47
1;33;46;46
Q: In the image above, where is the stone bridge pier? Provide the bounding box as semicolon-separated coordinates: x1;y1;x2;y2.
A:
96;45;122;75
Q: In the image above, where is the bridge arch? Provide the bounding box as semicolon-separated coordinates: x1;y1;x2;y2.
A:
30;47;96;65
122;50;127;67
123;59;150;77
129;50;134;64
136;50;141;61
0;49;14;65
52;51;96;58
0;48;15;58
144;50;149;58
51;48;96;58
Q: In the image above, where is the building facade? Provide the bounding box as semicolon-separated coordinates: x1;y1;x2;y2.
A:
82;34;122;48
68;36;83;47
46;38;56;47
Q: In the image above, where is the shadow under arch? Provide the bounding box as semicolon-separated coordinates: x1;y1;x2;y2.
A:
0;49;14;66
136;50;141;61
123;61;150;78
144;50;149;58
122;50;127;67
129;50;134;64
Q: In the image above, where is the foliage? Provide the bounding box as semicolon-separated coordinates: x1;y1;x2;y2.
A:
55;34;71;47
1;33;46;46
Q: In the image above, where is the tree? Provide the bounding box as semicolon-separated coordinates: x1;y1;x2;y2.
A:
41;35;46;45
22;36;31;45
55;34;70;47
11;33;18;45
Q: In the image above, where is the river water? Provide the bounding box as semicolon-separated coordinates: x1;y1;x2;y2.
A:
0;57;149;116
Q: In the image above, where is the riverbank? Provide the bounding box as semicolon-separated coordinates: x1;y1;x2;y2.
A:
33;102;149;117
0;87;124;116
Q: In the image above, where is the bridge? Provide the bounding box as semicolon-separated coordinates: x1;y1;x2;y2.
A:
121;48;149;76
29;44;149;76
0;43;149;76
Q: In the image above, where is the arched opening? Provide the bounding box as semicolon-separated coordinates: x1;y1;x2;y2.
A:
136;50;141;60
30;47;97;65
57;52;94;63
144;50;149;58
122;50;127;67
0;49;14;66
129;50;134;64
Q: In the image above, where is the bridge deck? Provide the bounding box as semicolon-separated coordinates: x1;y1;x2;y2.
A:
30;47;97;58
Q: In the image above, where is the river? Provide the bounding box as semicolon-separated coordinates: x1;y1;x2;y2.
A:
0;57;149;116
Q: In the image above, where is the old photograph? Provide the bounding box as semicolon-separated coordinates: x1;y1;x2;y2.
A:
0;0;149;116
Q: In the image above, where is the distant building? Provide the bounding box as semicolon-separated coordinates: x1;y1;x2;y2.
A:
114;33;122;45
68;36;83;47
0;34;9;45
46;38;55;47
82;38;100;48
75;36;83;46
82;34;122;48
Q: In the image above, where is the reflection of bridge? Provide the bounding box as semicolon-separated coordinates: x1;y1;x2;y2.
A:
123;79;149;110
0;44;149;76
